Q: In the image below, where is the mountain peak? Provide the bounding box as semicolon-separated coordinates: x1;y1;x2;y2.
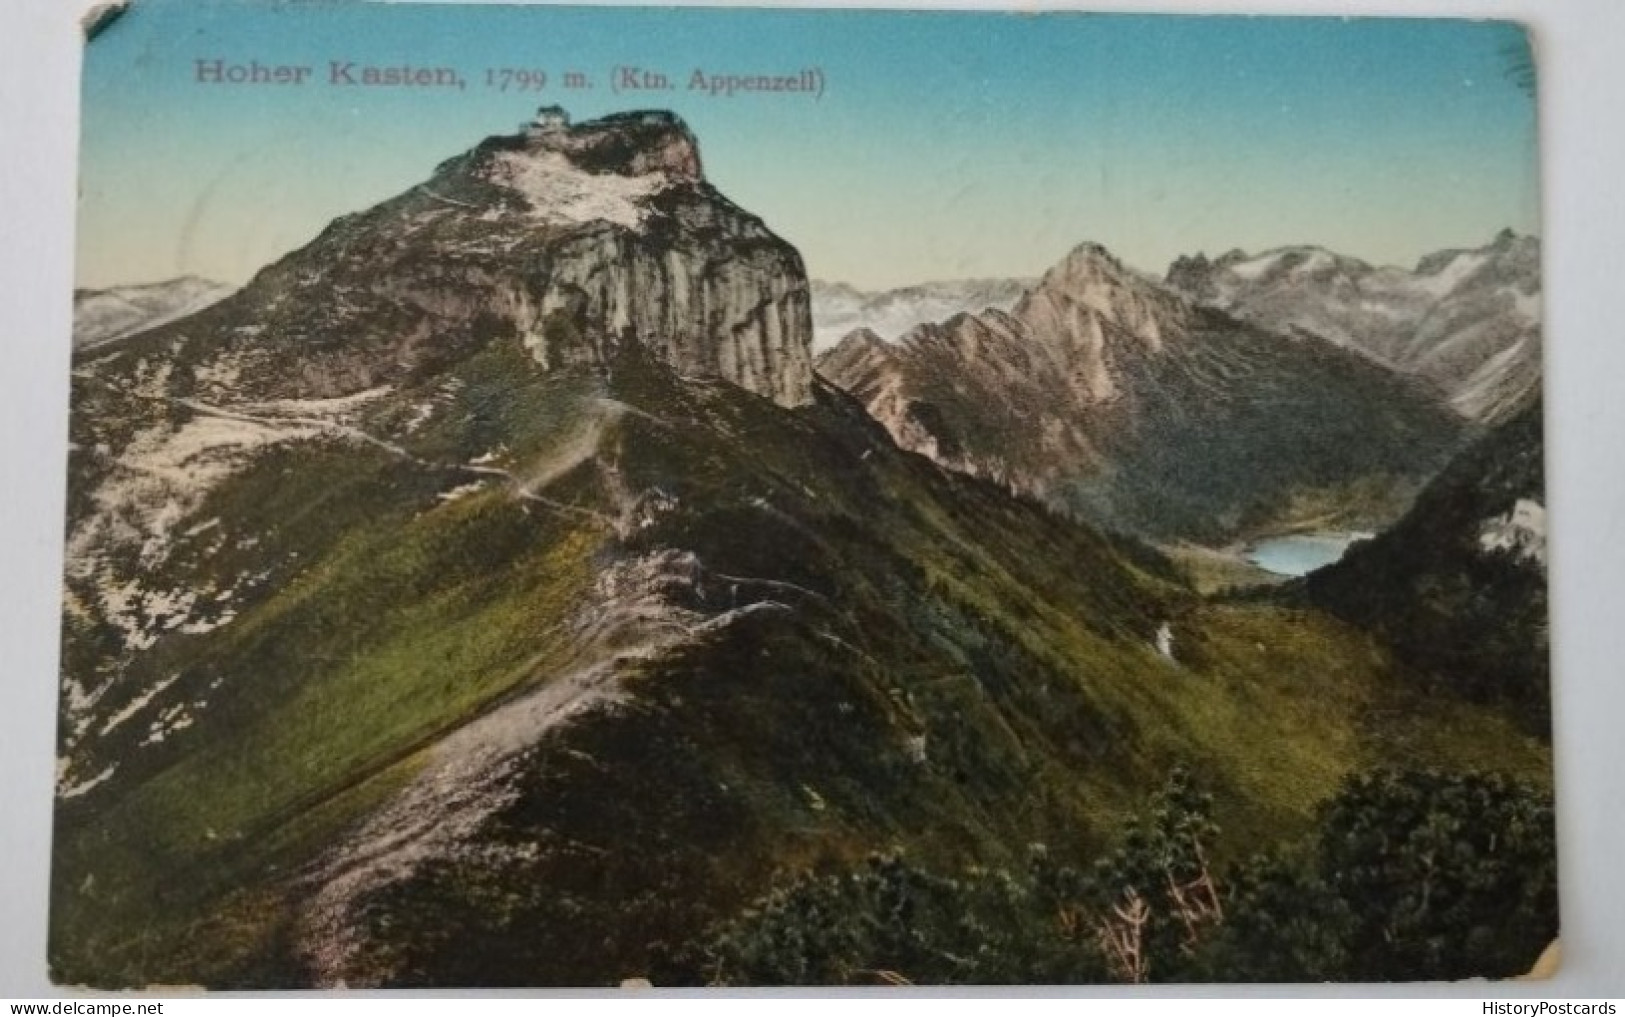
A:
809;277;1034;352
106;109;813;408
432;109;707;230
1164;252;1216;300
1044;241;1133;285
72;275;235;350
1412;230;1536;281
1033;241;1178;305
817;327;896;384
1020;240;1191;348
507;108;703;182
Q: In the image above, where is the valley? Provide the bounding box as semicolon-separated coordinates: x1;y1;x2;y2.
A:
53;108;1553;988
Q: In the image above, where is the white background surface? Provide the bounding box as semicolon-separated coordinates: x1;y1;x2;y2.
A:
2;0;1621;998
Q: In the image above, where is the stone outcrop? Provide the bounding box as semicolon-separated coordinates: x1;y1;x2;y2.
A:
121;110;815;408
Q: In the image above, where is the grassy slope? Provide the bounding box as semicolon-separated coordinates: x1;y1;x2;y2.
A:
1158;542;1287;595
1305;400;1549;733
51;343;614;986
302;360;1552;985
51;351;1549;988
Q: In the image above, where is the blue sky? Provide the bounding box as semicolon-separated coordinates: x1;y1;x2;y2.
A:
77;2;1539;289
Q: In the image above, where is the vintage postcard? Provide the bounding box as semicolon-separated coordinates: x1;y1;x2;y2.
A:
56;1;1552;988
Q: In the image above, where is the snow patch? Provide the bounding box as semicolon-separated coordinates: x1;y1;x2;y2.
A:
59;764;118;800
1414;251;1488;298
91;578;200;652
141;701;197;747
436;481;486;503
67;412;325;576
183;517;221;538
905;733;929;764
99;674;179;737
178;608;237;636
485;151;669;229
1479;498;1546;565
1227;252;1287;282
59;671;105;743
403;402;436;434
1511;289;1542;324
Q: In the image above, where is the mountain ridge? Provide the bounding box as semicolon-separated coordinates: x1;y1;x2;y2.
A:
818;241;1465;542
1164;230;1541;423
54;108;1551;988
810;276;1033;352
93;109;814;409
55;339;1548;988
73;276;235;350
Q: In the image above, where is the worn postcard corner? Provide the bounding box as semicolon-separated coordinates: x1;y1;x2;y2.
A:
80;0;130;43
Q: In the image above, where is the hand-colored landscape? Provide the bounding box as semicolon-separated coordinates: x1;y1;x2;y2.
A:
55;7;1550;987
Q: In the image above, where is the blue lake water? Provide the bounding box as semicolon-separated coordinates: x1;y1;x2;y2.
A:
1243;532;1372;577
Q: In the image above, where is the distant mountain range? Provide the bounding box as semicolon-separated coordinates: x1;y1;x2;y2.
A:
810;277;1032;352
1165;230;1540;423
72;276;234;349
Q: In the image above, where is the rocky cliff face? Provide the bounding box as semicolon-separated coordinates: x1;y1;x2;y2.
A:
108;110;814;409
1008;243;1194;401
819;242;1463;541
1164;230;1541;424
